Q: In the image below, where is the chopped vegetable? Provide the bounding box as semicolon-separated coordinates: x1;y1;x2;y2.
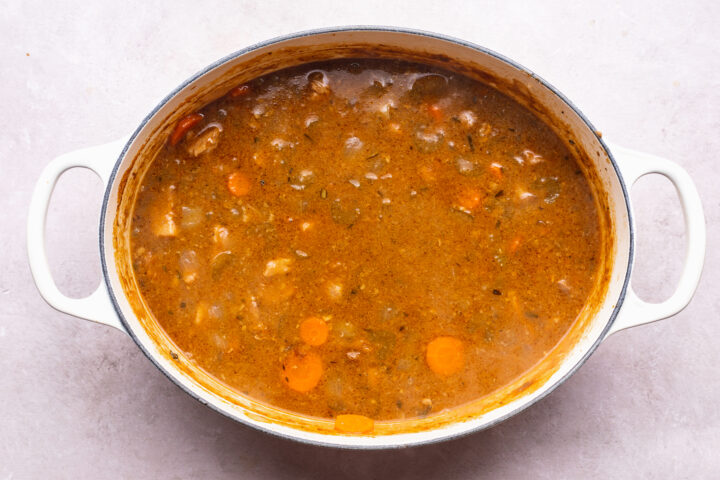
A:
325;281;344;302
227;171;251;197
211;251;234;278
251;104;266;119
516;189;537;202
179;250;199;284
194;301;208;324
515;149;544;165
263;257;292;277
282;351;323;393
212;224;229;244
456;158;478;176
378;100;394;118
311;78;330;96
152;211;177;237
169;113;203;146
456;189;482;211
187;126;221;157
344;136;364;155
299;316;329;346
308;71;330;97
458;110;476;127
180;206;204;229
305;114;320;127
489;163;504;180
334;414;374;433
414;125;444;152
290;169;316;189
426;336;465;376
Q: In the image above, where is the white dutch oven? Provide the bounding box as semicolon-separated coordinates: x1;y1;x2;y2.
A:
27;28;705;448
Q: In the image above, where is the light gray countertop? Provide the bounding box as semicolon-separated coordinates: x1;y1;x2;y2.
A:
2;1;718;478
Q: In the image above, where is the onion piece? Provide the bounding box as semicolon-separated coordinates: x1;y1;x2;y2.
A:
180;206;204;229
179;250;199;284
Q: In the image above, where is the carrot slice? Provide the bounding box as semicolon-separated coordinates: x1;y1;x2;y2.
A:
299;316;329;346
456;188;482;211
227;171;251;197
169;113;203;146
282;351;323;393
334;414;375;434
229;84;250;97
426;336;465;376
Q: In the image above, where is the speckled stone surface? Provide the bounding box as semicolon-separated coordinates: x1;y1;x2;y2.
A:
2;1;718;478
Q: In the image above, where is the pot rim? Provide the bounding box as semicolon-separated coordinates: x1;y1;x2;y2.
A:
98;25;634;449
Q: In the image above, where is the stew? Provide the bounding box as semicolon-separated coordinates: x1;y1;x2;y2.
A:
130;58;602;431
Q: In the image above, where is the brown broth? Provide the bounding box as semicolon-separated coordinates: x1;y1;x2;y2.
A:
130;59;602;424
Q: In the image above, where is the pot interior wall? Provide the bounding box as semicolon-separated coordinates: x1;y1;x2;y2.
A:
103;29;630;447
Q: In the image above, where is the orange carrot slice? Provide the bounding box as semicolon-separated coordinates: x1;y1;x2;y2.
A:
227;171;251;197
282;351;323;393
169;113;203;146
426;336;465;376
299;316;329;346
335;414;375;434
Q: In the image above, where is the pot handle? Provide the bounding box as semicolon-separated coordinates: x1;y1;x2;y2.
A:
27;138;129;334
606;142;706;335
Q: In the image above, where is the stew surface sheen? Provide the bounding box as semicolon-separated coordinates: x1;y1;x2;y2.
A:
130;59;602;428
